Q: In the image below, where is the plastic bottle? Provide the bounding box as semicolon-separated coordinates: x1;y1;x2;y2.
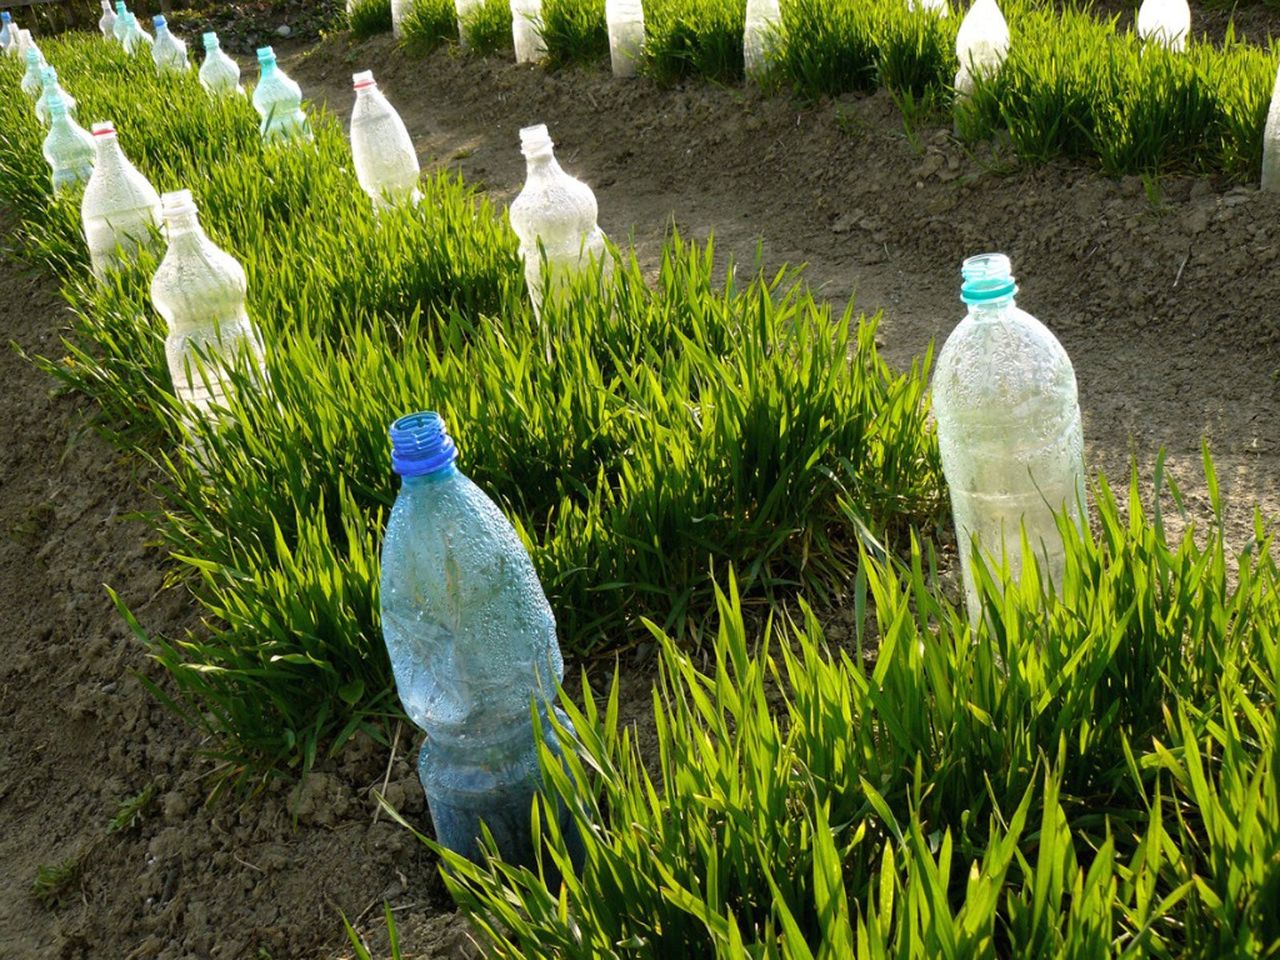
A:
606;0;644;78
350;71;421;210
21;44;47;99
152;15;189;74
0;12;12;53
909;0;948;15
1263;64;1280;192
455;0;482;47
199;32;243;96
508;123;608;318
744;0;781;83
1136;0;1190;52
510;0;546;64
932;254;1086;625
390;0;409;39
42;93;95;197
35;66;75;125
122;13;154;57
98;1;116;39
150;189;266;416
380;411;583;870
80;121;163;280
954;0;1009;96
113;1;129;43
252;46;311;144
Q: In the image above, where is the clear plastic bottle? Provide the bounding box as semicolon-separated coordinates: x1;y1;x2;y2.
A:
510;0;546;64
932;254;1086;625
455;0;482;47
42;93;95;197
151;15;189;74
380;411;583;870
98;1;116;39
350;71;421;210
1137;0;1190;52
150;189;266;416
113;1;129;43
744;0;781;83
390;0;409;39
122;13;154;57
80;121;163;280
954;0;1008;96
508;123;608;318
199;32;243;96
0;12;12;54
1264;63;1280;192
21;43;46;99
35;66;76;125
252;46;311;144
605;0;644;78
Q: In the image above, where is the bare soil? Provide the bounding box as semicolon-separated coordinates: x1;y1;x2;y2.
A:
5;17;1280;959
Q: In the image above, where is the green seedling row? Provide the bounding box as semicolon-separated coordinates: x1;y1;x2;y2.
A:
0;35;943;778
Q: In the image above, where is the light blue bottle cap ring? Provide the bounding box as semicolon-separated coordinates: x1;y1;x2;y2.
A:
2;12;11;22
115;0;125;12
203;31;217;45
257;45;275;62
153;14;165;26
960;252;1018;305
390;411;459;477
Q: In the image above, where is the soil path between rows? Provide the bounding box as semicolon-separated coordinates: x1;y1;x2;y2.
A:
4;24;1280;960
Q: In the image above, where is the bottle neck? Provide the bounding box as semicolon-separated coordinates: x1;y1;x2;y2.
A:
400;463;459;486
164;212;207;244
967;296;1016;319
524;149;560;177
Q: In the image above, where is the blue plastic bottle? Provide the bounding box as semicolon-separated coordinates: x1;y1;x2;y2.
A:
380;412;582;871
0;13;12;52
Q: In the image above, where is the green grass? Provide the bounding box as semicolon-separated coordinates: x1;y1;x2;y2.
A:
460;0;514;55
642;0;746;85
349;0;394;38
0;35;943;781
426;460;1280;958
540;0;609;67
398;0;458;53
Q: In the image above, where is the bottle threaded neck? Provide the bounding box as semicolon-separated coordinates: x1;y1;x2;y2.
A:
960;252;1017;305
520;123;553;159
390;411;459;477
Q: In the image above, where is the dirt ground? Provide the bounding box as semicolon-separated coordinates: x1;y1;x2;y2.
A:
5;11;1280;958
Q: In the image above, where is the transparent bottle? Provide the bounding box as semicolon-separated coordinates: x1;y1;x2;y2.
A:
954;0;1008;96
932;254;1086;625
0;12;12;54
35;66;75;125
97;1;116;38
199;32;243;96
152;15;189;74
1264;63;1280;192
605;0;644;78
81;121;163;280
381;411;583;871
113;1;129;43
122;13;154;57
42;93;95;197
21;43;46;99
150;189;266;417
744;0;781;83
455;0;482;47
252;46;311;144
510;0;546;64
508;123;608;318
1137;0;1190;52
350;71;421;210
390;0;409;39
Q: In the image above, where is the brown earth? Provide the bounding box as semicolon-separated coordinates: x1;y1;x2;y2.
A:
5;12;1280;960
